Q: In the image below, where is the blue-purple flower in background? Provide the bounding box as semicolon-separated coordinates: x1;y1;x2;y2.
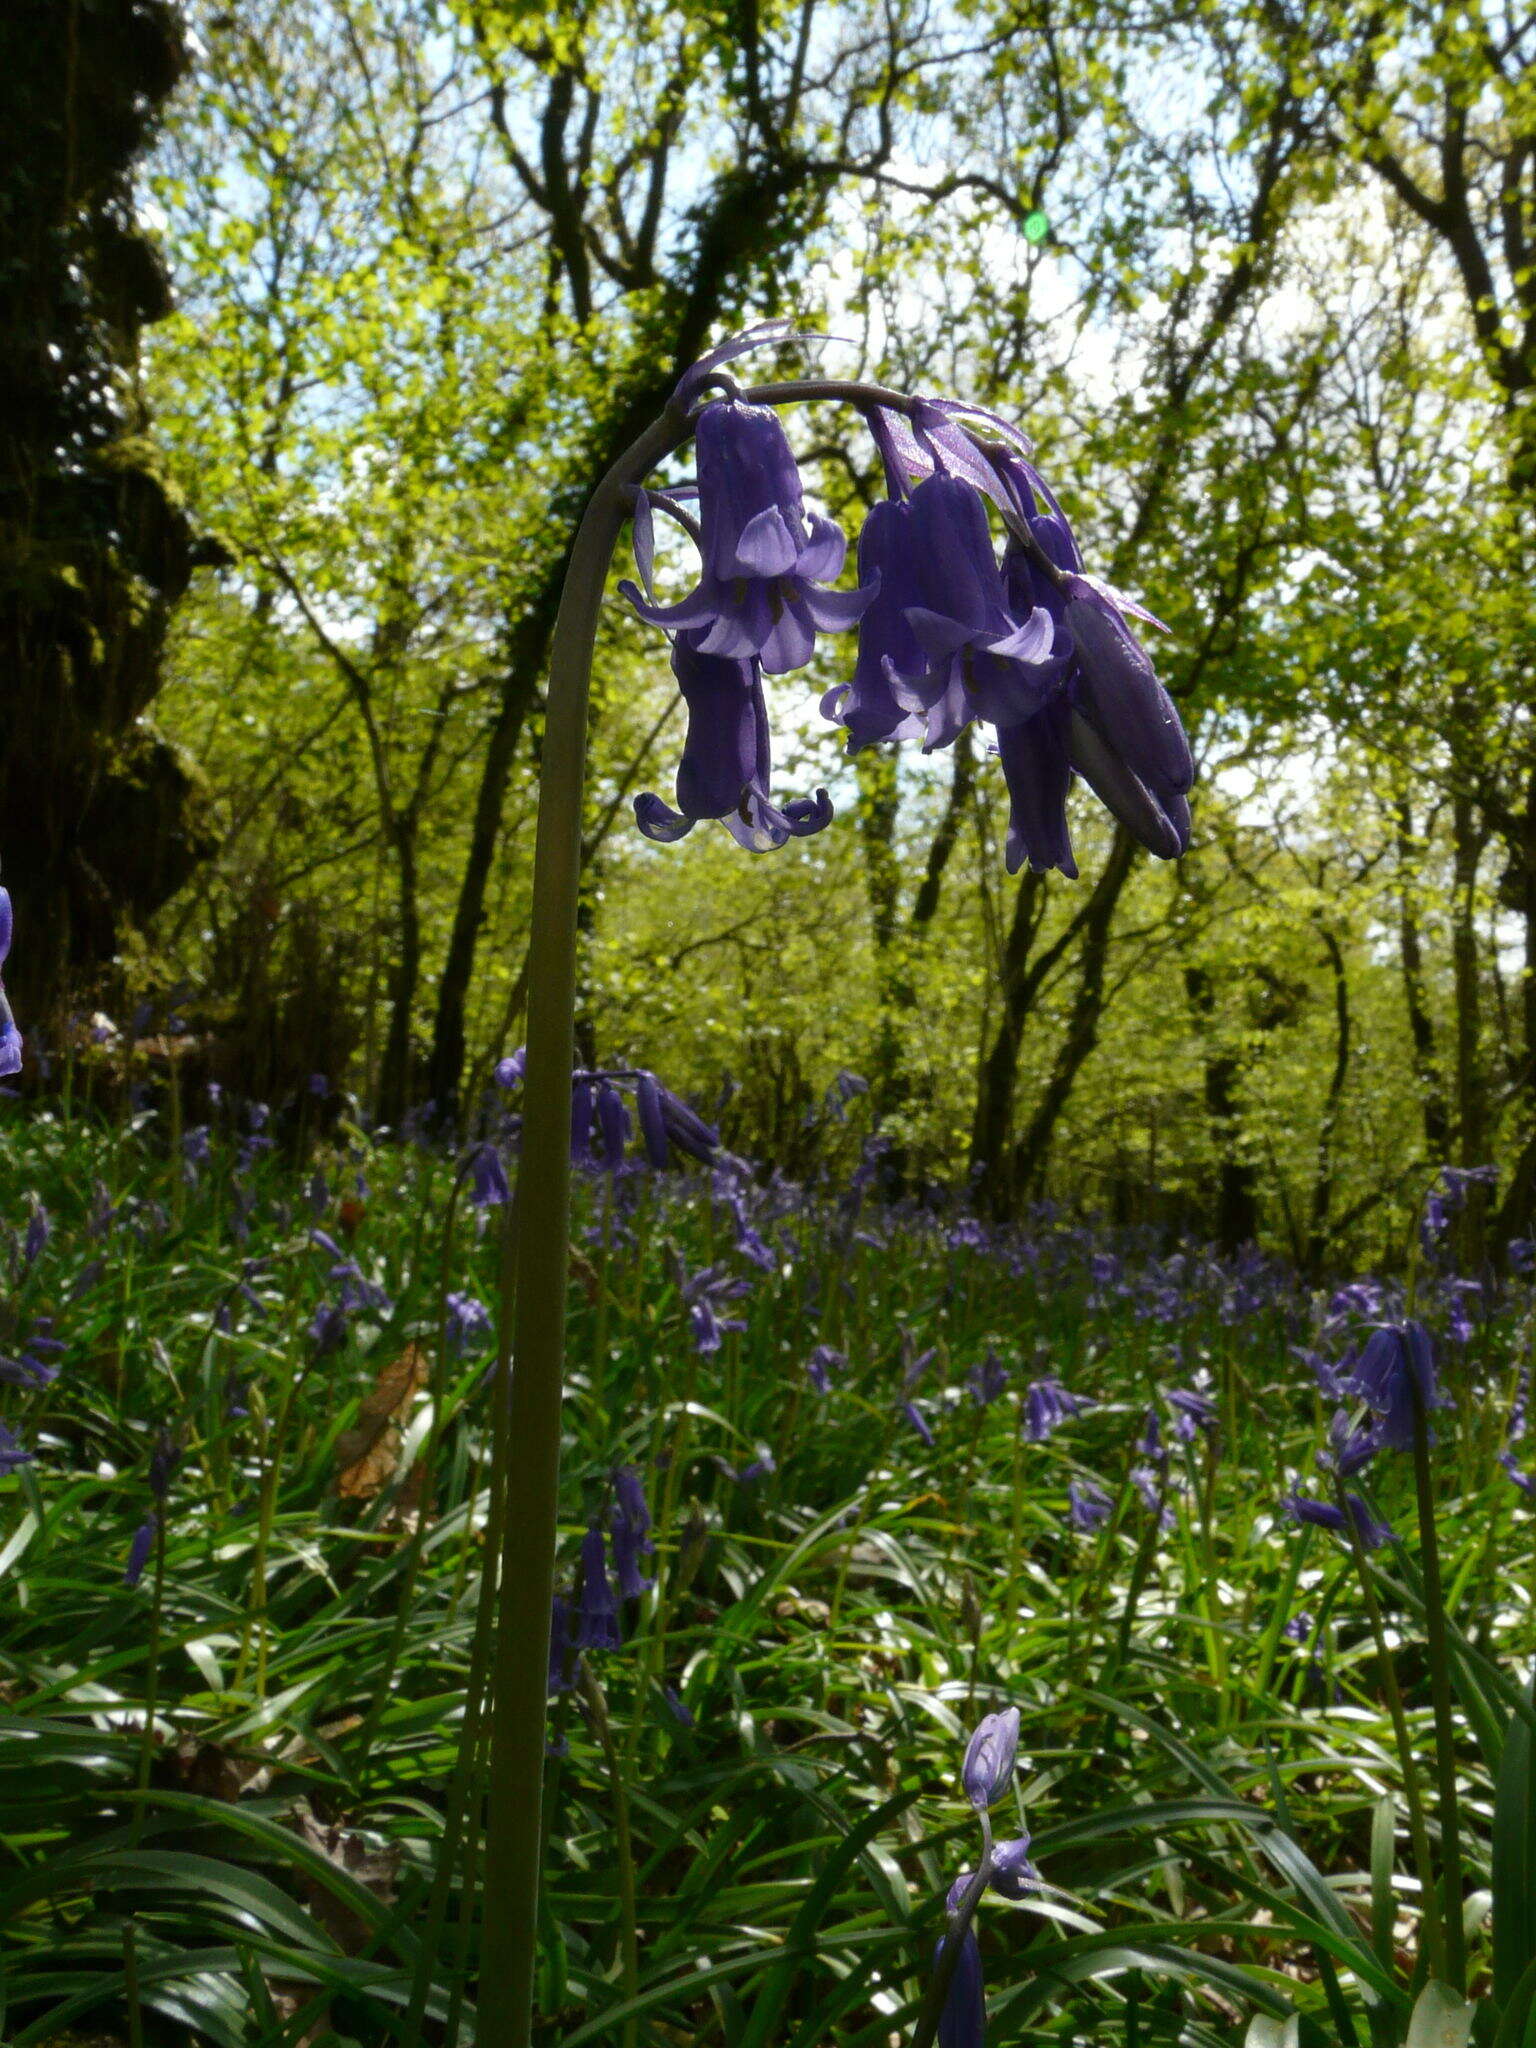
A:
0;888;21;1079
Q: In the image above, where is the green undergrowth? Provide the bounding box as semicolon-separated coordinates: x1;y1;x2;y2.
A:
0;1106;1531;2047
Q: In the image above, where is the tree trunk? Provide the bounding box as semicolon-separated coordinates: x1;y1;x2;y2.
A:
1184;963;1260;1250
1008;830;1136;1199
1305;922;1351;1275
378;813;422;1127
1393;792;1450;1159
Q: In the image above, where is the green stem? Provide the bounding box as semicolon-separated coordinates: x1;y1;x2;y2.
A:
579;1658;639;2048
130;1518;168;1847
476;404;685;2048
475;369;934;2048
1339;1480;1447;1984
1411;1386;1467;1991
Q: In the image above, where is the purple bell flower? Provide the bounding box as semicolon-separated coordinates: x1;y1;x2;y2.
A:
124;1516;157;1588
989;1833;1039;1899
1283;1488;1393;1550
968;1352;1010;1408
1166;1384;1217;1442
0;1422;32;1474
575;1523;621;1651
621;398;874;674
1349;1321;1449;1452
961;1705;1020;1809
934;1924;986;2048
634;632;834;851
22;1199;50;1269
1022;1375;1090;1441
902;1399;936;1448
547;1593;574;1694
0;888;21;1078
1067;1478;1113;1531
468;1142;511;1208
445;1291;492;1358
819;493;928;749
806;1344;843;1393
878;474;1067;753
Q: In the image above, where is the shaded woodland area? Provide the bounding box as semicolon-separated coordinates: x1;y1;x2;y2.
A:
4;0;1535;1268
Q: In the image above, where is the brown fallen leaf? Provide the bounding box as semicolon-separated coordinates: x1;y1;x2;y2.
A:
293;1802;402;1955
335;1342;430;1500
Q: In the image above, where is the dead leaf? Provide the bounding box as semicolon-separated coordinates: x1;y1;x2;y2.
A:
293;1803;401;1955
335;1343;430;1500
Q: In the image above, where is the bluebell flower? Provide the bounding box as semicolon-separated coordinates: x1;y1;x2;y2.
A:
934;1923;986;2048
961;1706;1020;1808
968;1353;1010;1407
575;1523;621;1651
495;1049;526;1089
806;1344;844;1393
593;1083;631;1172
633;633;834;851
678;1261;749;1356
621;398;874;674
1282;1611;1315;1645
22;1199;49;1269
662;1683;695;1727
0;888;22;1078
0;1422;32;1474
1022;1375;1089;1441
445;1291;492;1358
610;1502;654;1598
1136;1407;1165;1460
1166;1384;1217;1442
902;1338;939;1392
1067;1479;1112;1531
610;1465;655;1598
818;493;929;749
1350;1321;1449;1451
902;1399;936;1448
989;1833;1039;1899
1321;1407;1378;1478
0;1316;63;1389
124;1516;157;1587
1500;1450;1535;1497
1283;1488;1393;1550
468;1142;511;1208
876;474;1067;754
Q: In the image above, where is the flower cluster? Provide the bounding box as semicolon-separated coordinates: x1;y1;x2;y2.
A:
1281;1318;1449;1542
548;1466;656;1693
497;1056;722;1176
624;323;1193;872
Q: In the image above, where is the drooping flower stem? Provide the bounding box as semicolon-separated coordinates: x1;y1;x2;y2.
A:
476;372;938;2048
476;406;684;2048
1410;1382;1467;1992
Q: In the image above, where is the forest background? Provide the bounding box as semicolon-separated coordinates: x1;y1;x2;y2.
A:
7;0;1535;1274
